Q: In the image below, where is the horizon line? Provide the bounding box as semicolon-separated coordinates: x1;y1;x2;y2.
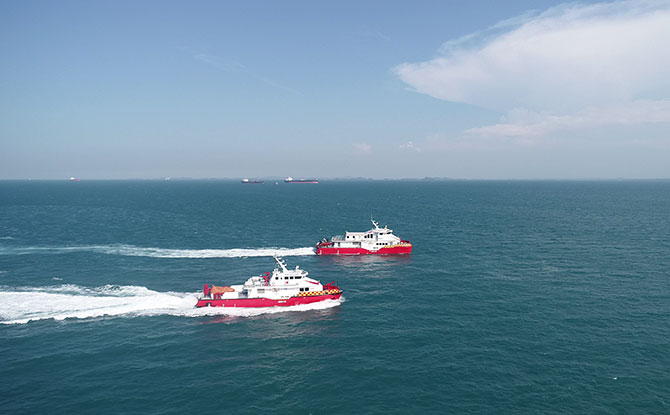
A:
2;177;670;182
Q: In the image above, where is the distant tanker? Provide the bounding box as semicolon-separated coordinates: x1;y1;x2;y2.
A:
284;176;318;184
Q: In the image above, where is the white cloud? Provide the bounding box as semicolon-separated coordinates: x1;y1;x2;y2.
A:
394;0;670;138
353;143;372;155
399;141;422;152
466;100;670;138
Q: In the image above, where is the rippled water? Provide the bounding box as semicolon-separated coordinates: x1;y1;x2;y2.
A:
1;180;669;413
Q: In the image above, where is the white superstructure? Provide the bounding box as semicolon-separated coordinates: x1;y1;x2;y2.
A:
325;219;402;251
205;257;324;300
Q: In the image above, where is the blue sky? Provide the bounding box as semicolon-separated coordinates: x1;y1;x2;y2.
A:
2;0;669;179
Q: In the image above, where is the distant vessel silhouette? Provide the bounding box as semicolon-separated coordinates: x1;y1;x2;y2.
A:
284;176;318;184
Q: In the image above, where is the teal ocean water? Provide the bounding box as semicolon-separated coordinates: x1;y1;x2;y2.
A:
1;180;669;414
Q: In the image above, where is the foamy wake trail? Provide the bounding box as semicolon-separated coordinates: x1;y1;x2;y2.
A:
0;285;342;325
0;245;316;258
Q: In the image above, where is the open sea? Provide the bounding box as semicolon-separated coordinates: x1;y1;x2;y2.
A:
1;180;669;414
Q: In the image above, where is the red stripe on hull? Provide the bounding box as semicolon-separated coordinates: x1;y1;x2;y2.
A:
316;245;412;255
196;293;342;308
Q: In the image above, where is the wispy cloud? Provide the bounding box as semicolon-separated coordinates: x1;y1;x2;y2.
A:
466;100;670;138
258;76;303;96
399;141;422;152
394;0;670;139
192;53;246;71
353;143;372;155
191;52;301;95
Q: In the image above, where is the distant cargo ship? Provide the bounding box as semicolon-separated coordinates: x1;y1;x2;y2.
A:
241;178;264;184
284;176;318;184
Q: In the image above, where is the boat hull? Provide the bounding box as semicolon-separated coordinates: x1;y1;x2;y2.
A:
316;244;412;255
196;292;342;308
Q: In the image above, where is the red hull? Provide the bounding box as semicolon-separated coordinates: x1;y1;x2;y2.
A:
316;244;412;256
196;293;342;308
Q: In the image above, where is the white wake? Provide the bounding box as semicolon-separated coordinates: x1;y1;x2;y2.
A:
0;245;316;258
0;284;342;325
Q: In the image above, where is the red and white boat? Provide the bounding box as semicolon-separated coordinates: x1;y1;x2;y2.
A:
316;219;412;255
195;257;342;308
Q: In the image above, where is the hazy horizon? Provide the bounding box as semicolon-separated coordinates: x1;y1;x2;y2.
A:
3;176;670;182
2;0;670;180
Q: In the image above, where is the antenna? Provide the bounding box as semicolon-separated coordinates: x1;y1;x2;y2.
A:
371;217;379;229
273;255;288;271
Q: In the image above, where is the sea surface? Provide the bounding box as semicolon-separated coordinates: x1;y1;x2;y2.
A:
1;180;669;414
